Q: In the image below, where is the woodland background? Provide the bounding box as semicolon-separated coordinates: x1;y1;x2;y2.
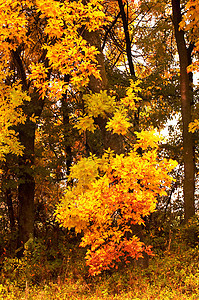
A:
0;0;199;299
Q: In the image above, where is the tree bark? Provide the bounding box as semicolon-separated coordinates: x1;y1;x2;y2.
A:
6;187;15;232
1;160;16;233
11;45;47;255
172;0;195;222
17;91;44;256
61;75;73;176
17;120;36;256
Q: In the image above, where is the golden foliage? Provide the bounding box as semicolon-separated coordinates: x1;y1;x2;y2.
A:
0;73;30;160
55;132;177;275
74;80;141;135
189;119;199;133
0;0;107;159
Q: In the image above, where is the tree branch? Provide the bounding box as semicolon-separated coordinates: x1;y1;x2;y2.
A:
117;0;135;77
102;11;121;50
11;49;28;90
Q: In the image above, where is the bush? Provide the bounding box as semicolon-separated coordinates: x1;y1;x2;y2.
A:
180;216;199;247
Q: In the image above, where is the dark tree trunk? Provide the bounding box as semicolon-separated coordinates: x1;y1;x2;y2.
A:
172;0;195;222
11;46;46;255
1;164;17;253
5;187;15;232
117;0;140;132
61;101;73;176
17;91;44;256
17;120;36;256
61;75;73;176
2;161;16;233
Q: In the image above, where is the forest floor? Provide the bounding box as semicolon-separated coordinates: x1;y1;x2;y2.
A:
1;245;199;300
1;220;199;300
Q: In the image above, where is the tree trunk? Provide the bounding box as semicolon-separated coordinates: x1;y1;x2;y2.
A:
10;46;46;255
17;120;36;256
1;163;17;254
61;75;73;176
1;160;16;233
6;187;15;232
17;91;44;257
172;0;195;222
117;0;140;132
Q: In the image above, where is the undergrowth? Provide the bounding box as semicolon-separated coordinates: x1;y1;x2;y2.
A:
1;217;199;299
1;246;199;299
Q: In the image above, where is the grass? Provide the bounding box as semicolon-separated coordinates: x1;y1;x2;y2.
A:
1;277;199;300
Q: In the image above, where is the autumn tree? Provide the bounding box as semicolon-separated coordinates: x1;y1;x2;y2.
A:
104;0;197;221
56;128;177;275
0;75;30;240
171;0;196;222
180;0;199;153
56;1;199;277
0;0;106;254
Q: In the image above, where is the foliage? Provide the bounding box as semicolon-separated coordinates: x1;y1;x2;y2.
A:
106;108;131;135
180;0;199;73
0;75;30;161
189;119;199;133
0;0;106;99
56;131;177;275
0;0;112;254
178;215;199;247
1;233;86;287
74;81;139;136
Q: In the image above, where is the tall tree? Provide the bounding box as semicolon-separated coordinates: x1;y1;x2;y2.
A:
55;1;178;275
0;0;105;253
171;0;195;222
